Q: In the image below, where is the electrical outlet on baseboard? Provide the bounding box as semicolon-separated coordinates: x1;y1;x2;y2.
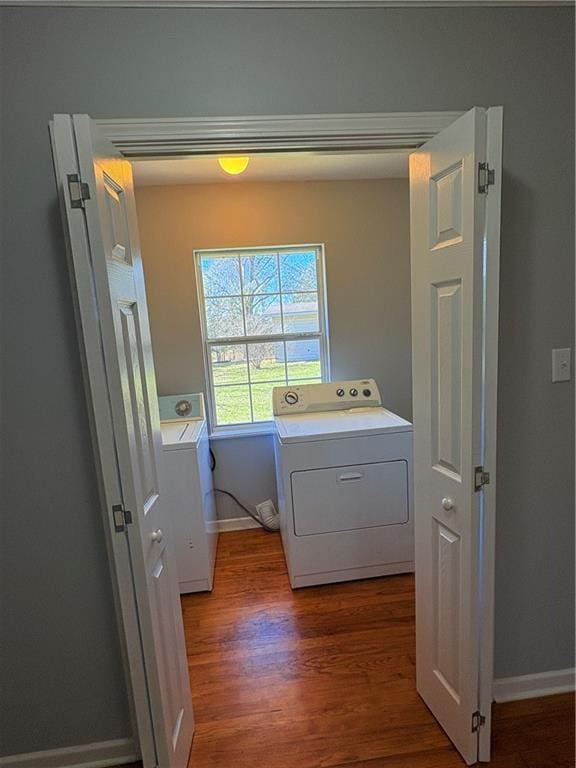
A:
255;499;280;530
256;499;277;518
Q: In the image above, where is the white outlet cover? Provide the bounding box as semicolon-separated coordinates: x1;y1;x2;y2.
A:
552;348;571;383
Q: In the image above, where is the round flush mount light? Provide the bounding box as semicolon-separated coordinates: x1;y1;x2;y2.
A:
218;156;250;176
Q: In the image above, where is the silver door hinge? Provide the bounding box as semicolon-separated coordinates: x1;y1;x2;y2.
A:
67;173;91;209
478;162;495;194
112;503;133;533
474;466;491;491
471;710;486;733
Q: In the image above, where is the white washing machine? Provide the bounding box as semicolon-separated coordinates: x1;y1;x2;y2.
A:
160;394;218;593
273;379;414;588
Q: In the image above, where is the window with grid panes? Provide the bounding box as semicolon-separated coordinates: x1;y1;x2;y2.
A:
195;245;329;429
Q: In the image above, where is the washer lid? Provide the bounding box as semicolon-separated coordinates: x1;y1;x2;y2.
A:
274;407;412;443
161;419;205;450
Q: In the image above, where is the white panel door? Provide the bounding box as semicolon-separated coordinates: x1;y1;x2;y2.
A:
51;115;193;768
410;107;501;765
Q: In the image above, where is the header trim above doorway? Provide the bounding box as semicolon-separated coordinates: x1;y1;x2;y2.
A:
97;112;465;157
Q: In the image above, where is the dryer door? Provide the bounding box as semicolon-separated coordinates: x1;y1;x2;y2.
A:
291;460;409;536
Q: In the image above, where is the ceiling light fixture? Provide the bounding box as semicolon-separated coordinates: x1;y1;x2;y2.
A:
218;156;250;176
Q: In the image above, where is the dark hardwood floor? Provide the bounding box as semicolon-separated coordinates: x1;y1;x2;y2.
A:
125;529;576;767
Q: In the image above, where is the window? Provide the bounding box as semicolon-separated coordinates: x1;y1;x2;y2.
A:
195;245;329;431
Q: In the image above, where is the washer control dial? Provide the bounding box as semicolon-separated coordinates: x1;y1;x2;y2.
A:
349;388;358;397
363;388;372;397
336;388;345;397
284;391;299;405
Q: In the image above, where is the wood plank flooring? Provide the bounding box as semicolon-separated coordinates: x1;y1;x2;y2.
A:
126;529;575;767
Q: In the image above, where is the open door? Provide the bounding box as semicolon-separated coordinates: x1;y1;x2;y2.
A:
409;107;502;764
51;115;194;768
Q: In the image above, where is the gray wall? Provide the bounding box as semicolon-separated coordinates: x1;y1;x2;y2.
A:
135;179;411;519
0;6;573;757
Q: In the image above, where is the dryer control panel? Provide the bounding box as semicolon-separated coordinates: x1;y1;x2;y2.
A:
272;379;382;415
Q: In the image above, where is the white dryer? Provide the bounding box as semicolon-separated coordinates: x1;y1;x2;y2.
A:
273;379;414;588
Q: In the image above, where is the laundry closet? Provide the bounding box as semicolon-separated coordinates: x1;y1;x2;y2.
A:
132;152;413;594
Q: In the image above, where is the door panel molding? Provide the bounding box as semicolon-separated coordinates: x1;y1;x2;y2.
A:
431;279;463;478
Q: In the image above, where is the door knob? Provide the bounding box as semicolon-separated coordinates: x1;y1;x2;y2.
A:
151;529;163;543
442;497;454;511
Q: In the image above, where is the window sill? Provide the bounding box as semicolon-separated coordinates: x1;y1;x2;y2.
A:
209;422;276;441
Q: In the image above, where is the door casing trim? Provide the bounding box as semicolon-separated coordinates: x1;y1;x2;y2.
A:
59;109;499;765
97;111;464;157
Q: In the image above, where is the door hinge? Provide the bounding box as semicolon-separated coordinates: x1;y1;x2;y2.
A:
112;503;133;533
471;710;486;733
67;173;91;209
474;465;491;491
478;162;495;194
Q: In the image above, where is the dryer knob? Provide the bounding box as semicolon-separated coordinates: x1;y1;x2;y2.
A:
285;391;299;405
336;388;345;397
363;389;372;397
349;388;358;397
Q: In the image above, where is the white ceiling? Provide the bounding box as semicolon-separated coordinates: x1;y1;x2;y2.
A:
132;151;409;187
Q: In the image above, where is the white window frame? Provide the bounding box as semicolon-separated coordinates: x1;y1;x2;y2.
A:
194;243;331;436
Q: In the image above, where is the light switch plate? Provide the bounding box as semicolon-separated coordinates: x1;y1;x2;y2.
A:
552;348;571;382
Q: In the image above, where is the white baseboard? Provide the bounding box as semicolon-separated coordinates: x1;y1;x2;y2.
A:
0;737;138;768
493;667;575;702
217;516;261;532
